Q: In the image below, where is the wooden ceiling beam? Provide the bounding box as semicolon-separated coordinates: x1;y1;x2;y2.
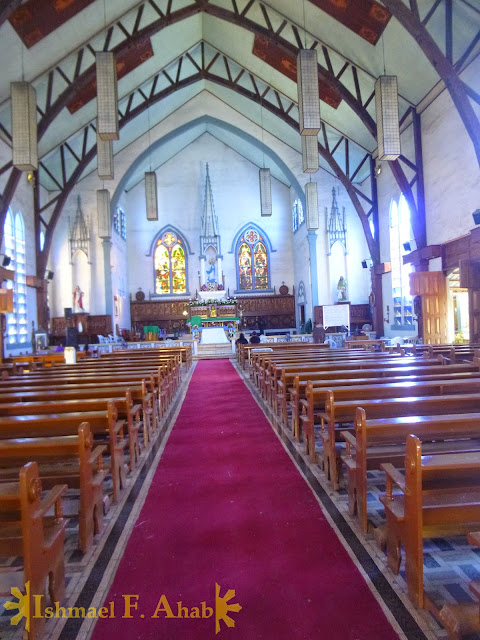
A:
383;0;480;167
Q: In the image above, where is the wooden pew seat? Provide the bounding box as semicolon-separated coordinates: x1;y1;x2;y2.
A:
380;435;480;609
0;462;67;640
0;422;106;553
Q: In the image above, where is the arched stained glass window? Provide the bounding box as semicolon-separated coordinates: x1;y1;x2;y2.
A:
154;231;187;294
4;210;27;345
236;228;269;291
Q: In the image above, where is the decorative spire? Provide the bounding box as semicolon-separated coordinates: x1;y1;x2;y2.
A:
70;195;90;258
201;163;219;238
327;187;347;250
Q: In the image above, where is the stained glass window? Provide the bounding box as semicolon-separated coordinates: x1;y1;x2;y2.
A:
154;231;187;295
4;210;27;345
237;228;269;291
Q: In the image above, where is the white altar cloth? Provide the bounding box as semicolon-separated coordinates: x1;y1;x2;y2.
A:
200;327;229;344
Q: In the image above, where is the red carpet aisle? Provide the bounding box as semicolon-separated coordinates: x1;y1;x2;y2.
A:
91;360;401;640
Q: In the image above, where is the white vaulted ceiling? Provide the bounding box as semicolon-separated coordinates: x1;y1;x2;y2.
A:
0;0;478;192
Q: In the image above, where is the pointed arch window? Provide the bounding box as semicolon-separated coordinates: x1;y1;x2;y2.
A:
4;210;27;345
154;231;187;295
389;196;414;326
292;199;304;232
237;228;269;291
113;207;126;240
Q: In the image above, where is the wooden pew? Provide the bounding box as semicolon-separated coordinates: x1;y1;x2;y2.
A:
0;379;157;442
283;368;480;435
300;375;480;486
344;409;480;534
99;345;192;367
261;351;411;403
0;402;126;502
380;435;480;608
0;422;105;553
0;391;143;472
238;342;328;369
10;364;174;423
252;348;404;391
3;363;174;402
277;362;478;429
0;461;67;640
326;391;480;499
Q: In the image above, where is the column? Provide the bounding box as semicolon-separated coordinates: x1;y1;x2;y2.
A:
200;257;206;286
217;256;223;286
102;239;113;316
308;230;319;308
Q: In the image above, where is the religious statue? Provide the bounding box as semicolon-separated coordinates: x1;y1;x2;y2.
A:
337;276;347;302
73;285;85;312
206;258;216;284
210;304;217;318
191;324;200;340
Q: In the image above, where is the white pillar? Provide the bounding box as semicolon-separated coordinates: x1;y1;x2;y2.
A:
217;257;223;286
200;258;206;286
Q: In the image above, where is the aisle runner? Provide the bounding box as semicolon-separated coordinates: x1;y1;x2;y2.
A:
91;360;400;640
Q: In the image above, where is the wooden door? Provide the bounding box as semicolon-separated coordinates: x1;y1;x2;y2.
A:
460;259;480;343
410;271;447;344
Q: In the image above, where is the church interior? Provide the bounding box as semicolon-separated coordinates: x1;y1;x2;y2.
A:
0;1;479;639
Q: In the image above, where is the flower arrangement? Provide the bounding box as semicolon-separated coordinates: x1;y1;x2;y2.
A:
188;297;236;307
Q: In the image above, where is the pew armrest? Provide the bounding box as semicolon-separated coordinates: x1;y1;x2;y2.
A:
340;431;355;458
37;484;67;517
90;445;107;465
129;404;142;418
381;463;406;497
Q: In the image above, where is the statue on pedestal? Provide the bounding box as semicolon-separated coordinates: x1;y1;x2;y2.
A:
337;276;347;302
73;285;85;312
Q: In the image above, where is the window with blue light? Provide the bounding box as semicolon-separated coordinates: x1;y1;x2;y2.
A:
389;196;414;326
4;210;28;345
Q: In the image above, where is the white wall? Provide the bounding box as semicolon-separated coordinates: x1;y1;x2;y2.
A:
125;132;294;299
375;56;480;338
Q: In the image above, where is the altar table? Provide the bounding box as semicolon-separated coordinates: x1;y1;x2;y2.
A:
200;327;230;344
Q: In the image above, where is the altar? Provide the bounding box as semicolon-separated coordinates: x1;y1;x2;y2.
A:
200;327;230;344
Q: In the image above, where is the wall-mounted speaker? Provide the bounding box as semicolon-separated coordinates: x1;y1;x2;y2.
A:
403;241;412;252
472;209;480;225
64;307;73;319
2;256;11;267
361;260;368;269
47;271;54;280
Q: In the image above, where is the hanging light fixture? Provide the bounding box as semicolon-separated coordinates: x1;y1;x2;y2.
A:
97;132;114;180
145;172;158;221
258;99;272;217
302;134;318;173
305;181;319;230
145;103;158;221
11;82;38;171
96;51;119;141
97;189;111;238
375;76;400;161
259;168;272;217
297;49;320;136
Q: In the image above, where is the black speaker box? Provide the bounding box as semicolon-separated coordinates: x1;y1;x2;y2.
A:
66;327;78;348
